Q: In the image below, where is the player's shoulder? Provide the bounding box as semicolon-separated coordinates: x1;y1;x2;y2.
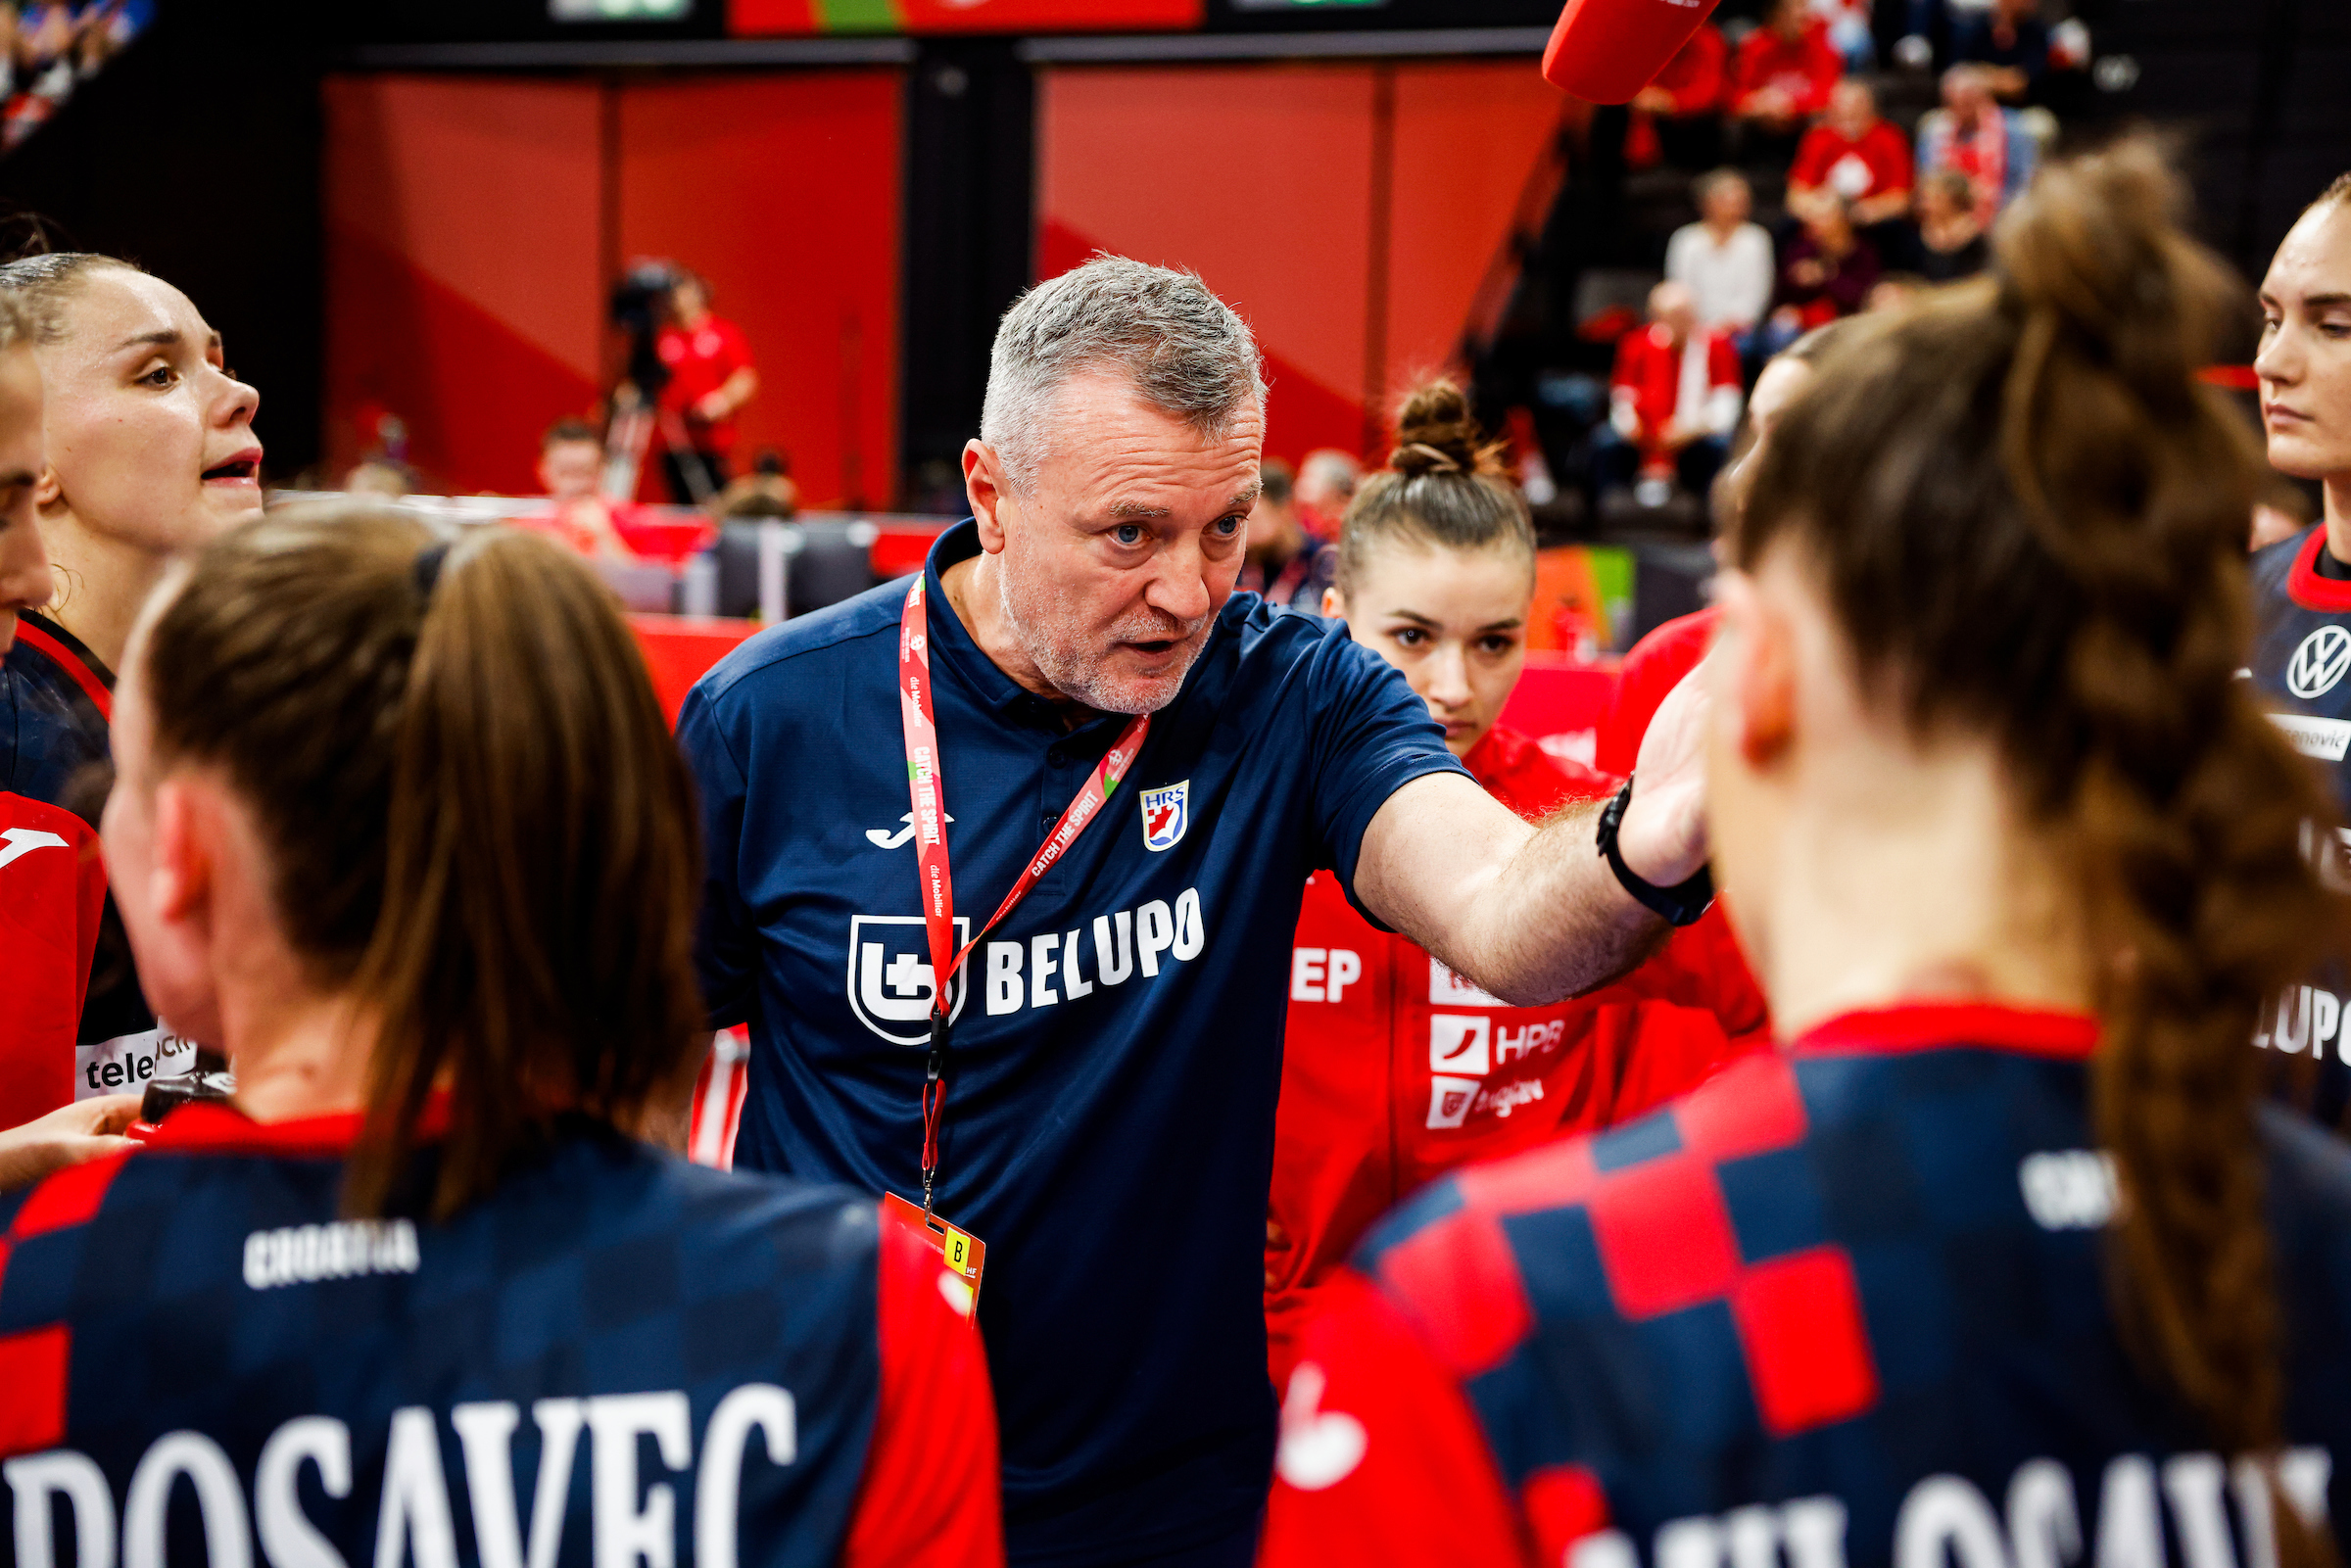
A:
689;575;904;715
2250;526;2314;604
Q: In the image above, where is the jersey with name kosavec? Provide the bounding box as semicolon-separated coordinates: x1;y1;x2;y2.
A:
0;612;192;1100
0;1101;1001;1568
2248;527;2351;1111
1258;1003;2351;1568
677;520;1469;1564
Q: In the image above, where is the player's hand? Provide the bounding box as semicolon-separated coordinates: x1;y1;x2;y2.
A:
694;392;732;423
0;1096;142;1193
1618;652;1713;889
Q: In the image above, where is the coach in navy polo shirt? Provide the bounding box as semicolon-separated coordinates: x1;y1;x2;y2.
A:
678;258;1710;1567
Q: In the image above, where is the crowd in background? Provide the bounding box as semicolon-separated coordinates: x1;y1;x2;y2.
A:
0;0;146;148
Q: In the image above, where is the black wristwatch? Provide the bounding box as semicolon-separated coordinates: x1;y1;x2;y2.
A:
1596;775;1714;927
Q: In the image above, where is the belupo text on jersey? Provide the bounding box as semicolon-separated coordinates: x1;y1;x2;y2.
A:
981;888;1207;1016
4;1390;797;1568
1564;1449;2333;1568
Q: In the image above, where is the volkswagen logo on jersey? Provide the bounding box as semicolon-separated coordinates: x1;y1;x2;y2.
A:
1140;781;1190;853
2288;625;2351;699
846;915;970;1045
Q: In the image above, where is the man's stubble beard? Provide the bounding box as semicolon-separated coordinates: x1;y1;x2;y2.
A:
996;544;1211;716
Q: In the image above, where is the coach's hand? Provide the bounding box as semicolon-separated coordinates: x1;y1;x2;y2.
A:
1615;653;1712;889
0;1095;141;1193
1354;655;1714;1009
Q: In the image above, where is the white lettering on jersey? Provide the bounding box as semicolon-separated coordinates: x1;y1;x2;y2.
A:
2288;626;2351;699
244;1220;421;1291
77;1028;197;1102
1577;1451;2334;1568
2270;713;2351;761
0;827;68;872
1289;948;1362;1004
2017;1151;2117;1231
5;1390;804;1568
2257;985;2346;1062
974;890;1206;1019
1429;956;1508;1008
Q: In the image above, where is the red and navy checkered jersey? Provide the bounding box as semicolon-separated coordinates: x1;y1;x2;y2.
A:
0;612;188;1102
679;520;1468;1563
0;1100;1002;1568
2248;528;2351;1120
1260;1003;2351;1568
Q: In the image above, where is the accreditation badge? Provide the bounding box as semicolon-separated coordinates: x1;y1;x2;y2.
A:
882;1190;987;1320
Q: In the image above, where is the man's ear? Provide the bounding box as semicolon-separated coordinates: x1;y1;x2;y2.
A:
1714;571;1796;768
149;778;214;927
963;441;1011;554
1319;586;1346;620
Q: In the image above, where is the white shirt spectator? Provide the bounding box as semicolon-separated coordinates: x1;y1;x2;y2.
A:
1665;220;1775;332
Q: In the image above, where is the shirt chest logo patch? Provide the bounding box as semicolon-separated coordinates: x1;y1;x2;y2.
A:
846;914;970;1045
1139;781;1190;853
2289;625;2351;699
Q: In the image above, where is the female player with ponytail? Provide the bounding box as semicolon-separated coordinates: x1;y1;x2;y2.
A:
1260;140;2351;1568
0;508;1001;1567
1265;382;1766;1383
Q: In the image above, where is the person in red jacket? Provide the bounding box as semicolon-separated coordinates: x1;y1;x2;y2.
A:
1788;80;1914;230
1625;22;1728;170
1730;0;1842;164
1265;382;1766;1383
1600;282;1745;504
653;269;757;504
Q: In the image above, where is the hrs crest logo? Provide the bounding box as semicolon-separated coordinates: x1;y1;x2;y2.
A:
2289;625;2351;699
1140;781;1190;853
846;915;970;1045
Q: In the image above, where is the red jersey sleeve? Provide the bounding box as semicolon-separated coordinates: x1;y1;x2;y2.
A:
840;1219;1004;1568
0;794;105;1128
715;319;753;377
1259;1270;1531;1568
1795;28;1842;116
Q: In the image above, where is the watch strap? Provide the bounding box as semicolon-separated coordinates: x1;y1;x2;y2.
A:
1596;776;1714;927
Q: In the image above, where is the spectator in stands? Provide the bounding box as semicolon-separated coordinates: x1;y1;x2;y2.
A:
1914;167;1991;281
1918;65;2039;226
1600;280;1743;504
341;459;415;499
1953;0;2050;105
523;416;709;566
1729;0;1842;165
1761;194;1882;356
713;447;799;520
1236;458;1325;610
1788;80;1913;235
1627;22;1728;170
654;268;757;506
1665;168;1775;352
1295;447;1361;543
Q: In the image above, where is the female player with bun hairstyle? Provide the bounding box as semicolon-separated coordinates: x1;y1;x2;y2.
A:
1261;141;2351;1567
1264;382;1767;1382
0;509;1001;1567
0;251;264;1115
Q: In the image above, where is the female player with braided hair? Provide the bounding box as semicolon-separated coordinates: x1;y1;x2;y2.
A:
1260;139;2351;1568
1265;381;1765;1383
0;509;1000;1565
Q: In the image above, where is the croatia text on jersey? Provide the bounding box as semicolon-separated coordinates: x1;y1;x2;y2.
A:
5;1390;802;1568
1549;1449;2334;1568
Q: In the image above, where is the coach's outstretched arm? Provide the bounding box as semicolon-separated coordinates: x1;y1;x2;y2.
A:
1354;657;1710;1007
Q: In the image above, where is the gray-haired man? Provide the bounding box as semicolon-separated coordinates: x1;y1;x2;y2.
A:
678;257;1710;1566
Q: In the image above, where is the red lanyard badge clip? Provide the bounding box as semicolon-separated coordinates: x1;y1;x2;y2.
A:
888;575;1149;1307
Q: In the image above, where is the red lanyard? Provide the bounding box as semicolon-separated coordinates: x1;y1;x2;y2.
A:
898;574;1150;1210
